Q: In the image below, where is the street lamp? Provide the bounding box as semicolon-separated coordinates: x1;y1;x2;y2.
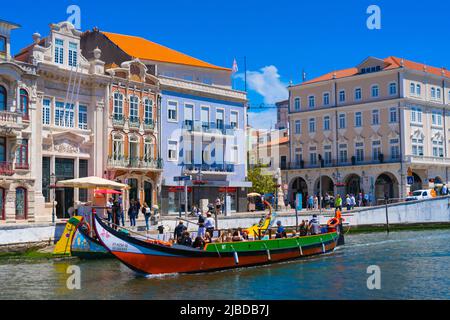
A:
50;173;56;224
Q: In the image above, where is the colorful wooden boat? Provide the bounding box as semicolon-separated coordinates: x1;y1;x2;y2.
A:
93;214;342;275
71;226;112;259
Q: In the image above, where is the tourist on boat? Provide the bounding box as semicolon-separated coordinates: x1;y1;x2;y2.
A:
205;213;215;236
192;236;205;249
309;215;321;235
242;230;249;240
142;203;151;231
275;221;286;239
197;212;206;238
232;229;244;242
174;221;186;242
204;231;213;243
299;220;308;236
180;231;193;247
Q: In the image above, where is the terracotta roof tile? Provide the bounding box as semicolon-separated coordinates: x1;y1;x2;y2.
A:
102;31;230;72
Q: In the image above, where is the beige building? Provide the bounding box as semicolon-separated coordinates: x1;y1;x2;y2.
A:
287;56;450;207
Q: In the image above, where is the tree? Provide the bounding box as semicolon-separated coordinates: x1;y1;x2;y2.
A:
247;166;276;195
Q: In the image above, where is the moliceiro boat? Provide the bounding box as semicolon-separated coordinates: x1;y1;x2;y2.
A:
93;215;342;275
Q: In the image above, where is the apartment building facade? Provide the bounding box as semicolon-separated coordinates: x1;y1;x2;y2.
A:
81;29;250;215
0;19;39;222
287;56;450;207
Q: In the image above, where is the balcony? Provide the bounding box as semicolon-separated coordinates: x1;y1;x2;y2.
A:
287;155;401;170
143;119;155;131
129;117;140;129
405;155;450;166
107;156;163;170
112;114;125;127
0;111;27;131
183;163;235;174
0;162;14;176
182;120;236;136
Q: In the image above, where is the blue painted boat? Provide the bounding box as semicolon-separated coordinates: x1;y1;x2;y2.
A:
71;226;112;259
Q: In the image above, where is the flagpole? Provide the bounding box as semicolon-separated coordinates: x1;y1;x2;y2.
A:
244;56;247;92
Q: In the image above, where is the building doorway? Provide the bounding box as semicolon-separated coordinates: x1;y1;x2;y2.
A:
144;181;153;207
55;158;74;219
290;177;308;208
345;174;361;196
411;173;423;192
375;173;399;201
315;175;335;196
128;178;139;202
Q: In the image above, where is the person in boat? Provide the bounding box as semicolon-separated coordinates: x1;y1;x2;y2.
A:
309;215;321;235
204;231;213;244
299;220;308;236
242;230;249;241
232;229;244;242
197;212;206;238
180;231;193;247
174;221;186;243
205;213;215;236
192;236;206;249
275;221;286;239
291;230;297;238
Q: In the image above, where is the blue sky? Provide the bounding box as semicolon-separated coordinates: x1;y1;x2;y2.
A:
4;0;450;129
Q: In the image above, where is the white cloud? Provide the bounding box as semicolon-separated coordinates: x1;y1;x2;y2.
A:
248;109;277;130
236;65;288;104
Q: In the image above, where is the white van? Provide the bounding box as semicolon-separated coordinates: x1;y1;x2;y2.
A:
405;189;435;201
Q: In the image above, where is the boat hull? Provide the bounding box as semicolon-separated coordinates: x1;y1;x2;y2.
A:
94;215;338;275
71;227;112;259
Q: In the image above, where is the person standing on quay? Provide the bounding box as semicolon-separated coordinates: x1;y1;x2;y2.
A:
128;199;138;227
335;194;342;212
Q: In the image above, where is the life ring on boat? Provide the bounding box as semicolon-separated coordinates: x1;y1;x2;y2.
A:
327;217;339;229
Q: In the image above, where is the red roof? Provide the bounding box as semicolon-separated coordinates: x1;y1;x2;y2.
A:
300;56;449;85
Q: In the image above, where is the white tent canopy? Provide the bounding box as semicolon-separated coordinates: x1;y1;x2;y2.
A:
56;176;130;190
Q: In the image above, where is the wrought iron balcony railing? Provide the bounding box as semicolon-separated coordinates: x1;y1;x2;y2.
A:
143;119;155;131
112;114;125;126
129;117;140;129
0;162;14;176
287;155;401;170
183;163;235;173
182;120;236;135
108;156;163;170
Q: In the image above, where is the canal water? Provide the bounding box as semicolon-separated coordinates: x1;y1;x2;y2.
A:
0;229;449;300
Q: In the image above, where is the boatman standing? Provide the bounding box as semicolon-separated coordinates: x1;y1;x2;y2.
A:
335;209;345;246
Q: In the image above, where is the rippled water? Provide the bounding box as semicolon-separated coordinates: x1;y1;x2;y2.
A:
1;229;449;300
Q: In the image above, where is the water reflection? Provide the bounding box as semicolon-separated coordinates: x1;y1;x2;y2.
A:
0;229;449;300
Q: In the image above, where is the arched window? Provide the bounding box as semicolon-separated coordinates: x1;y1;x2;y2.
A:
20;89;29;119
112;134;124;160
0;85;6;111
15;187;27;220
0;187;5;220
144;137;154;162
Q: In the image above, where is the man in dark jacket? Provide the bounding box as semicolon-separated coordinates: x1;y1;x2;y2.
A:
174;221;186;243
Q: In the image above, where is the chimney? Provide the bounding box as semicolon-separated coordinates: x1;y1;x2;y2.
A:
32;32;41;44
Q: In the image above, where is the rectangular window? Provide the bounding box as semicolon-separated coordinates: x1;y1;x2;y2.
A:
78;105;88;130
355;112;362;127
216;109;224;129
113;93;123;118
324;146;332;165
339;90;346;103
310;150;317;165
64;103;75;127
339;114;346;129
230;111;238;129
323;116;330;131
168;101;178;121
323;93;330;106
79;159;88;202
294;98;301;111
201;106;209;129
390;139;400;160
355;142;364;162
168;140;178;161
372;110;380;125
410;83;415;95
339;144;348;163
432;111;443;126
372;85;379;97
0;36;5;53
431;87;436;99
390;108;397;123
389;83;397;95
295;120;301;134
184;103;194;129
54;38;64;64
355;88;362;101
308;96;315;108
43;99;51;125
55;101;65;126
16;139;28;168
68;42;78;67
372;141;382;161
309;118;316;133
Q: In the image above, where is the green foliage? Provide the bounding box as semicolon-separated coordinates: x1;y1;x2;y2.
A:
247;167;276;195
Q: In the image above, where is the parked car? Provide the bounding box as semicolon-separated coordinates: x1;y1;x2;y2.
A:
405;189;436;201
